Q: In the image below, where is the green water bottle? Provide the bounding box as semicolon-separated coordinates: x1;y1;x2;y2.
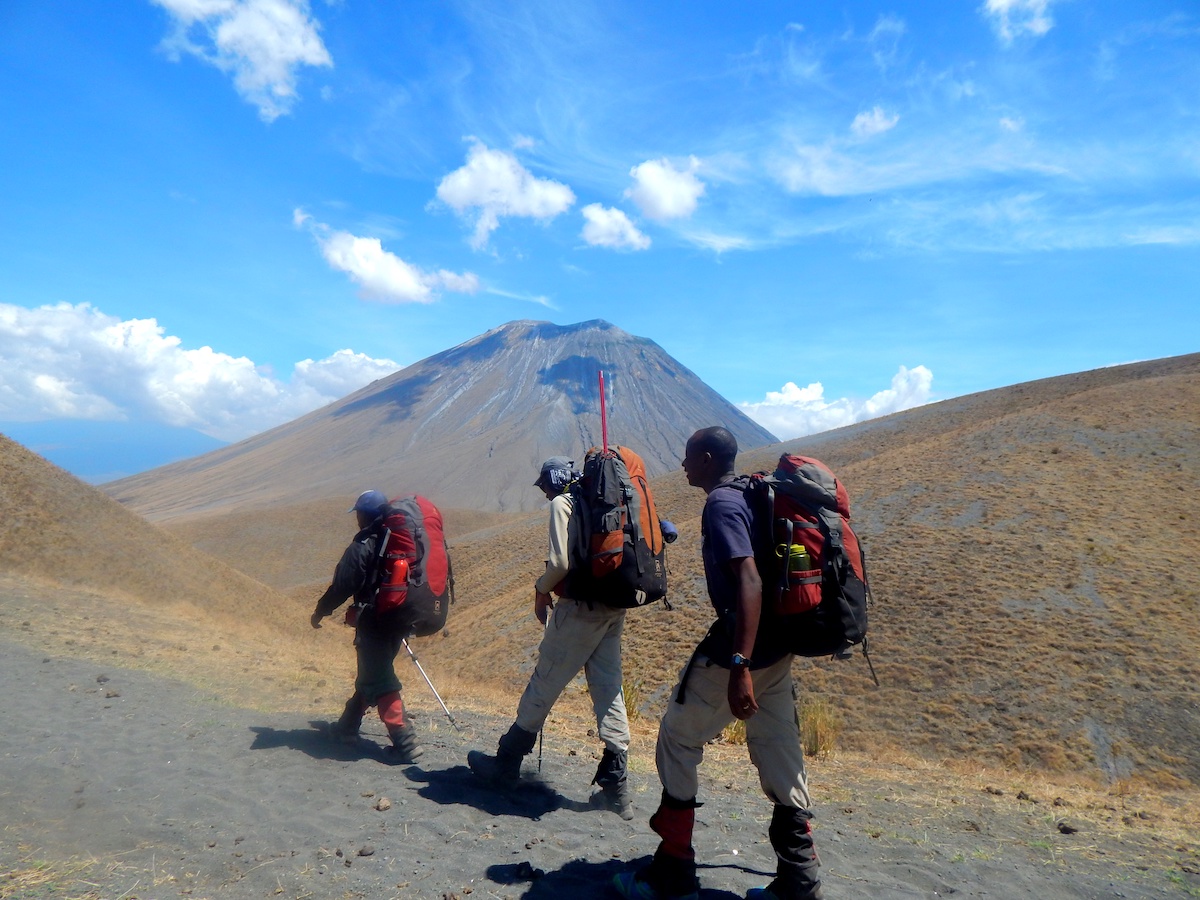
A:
791;543;813;573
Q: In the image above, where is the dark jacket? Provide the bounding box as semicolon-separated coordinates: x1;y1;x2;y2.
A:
313;526;380;620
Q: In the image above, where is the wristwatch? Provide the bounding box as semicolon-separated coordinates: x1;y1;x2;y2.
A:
730;653;752;668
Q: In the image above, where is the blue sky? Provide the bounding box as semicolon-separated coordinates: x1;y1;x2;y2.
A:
1;0;1197;478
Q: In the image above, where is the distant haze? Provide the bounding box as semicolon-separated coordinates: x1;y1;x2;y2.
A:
0;420;225;483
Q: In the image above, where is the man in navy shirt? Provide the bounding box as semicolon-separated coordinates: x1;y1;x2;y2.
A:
614;427;823;900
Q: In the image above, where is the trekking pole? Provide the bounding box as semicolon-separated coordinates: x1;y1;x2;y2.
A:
401;639;461;731
537;609;549;771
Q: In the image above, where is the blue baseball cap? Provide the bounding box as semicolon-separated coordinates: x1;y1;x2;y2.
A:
349;489;388;516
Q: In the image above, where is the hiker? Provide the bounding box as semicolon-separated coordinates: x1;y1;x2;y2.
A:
614;427;824;900
467;456;634;819
309;489;423;763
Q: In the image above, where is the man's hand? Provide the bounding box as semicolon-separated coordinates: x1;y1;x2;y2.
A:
534;590;555;625
310;610;325;629
728;666;758;720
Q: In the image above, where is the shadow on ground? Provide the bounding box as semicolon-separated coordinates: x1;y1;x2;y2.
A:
492;854;755;900
404;764;594;820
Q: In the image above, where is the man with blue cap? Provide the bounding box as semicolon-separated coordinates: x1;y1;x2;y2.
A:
310;489;422;763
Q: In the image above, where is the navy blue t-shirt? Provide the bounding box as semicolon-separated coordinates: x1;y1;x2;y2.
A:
698;481;790;668
701;483;756;618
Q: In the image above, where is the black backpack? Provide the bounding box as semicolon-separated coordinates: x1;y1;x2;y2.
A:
564;445;669;608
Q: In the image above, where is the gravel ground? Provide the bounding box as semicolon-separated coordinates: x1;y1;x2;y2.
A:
2;636;1195;900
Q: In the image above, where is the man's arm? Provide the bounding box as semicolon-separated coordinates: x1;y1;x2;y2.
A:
310;540;372;627
533;493;572;623
727;554;762;719
534;493;572;594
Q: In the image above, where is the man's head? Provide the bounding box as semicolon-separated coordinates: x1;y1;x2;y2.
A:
534;457;578;499
682;426;738;492
349;489;388;528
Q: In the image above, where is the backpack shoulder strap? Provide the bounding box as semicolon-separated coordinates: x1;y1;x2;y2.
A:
566;482;590;569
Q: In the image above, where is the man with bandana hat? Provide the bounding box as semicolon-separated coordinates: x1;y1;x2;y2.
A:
310;489;423;764
467;456;634;819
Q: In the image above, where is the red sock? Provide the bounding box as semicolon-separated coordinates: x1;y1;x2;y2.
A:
377;691;406;730
650;804;696;861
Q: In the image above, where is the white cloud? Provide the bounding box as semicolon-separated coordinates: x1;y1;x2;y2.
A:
296;209;480;303
774;144;865;196
771;124;1052;198
739;365;933;440
981;0;1055;44
0;302;399;442
625;157;706;221
485;287;555;308
681;230;755;253
1123;225;1200;246
580;204;651;250
999;116;1024;132
435;140;576;248
152;0;332;122
291;348;397;397
868;15;906;70
851;106;900;138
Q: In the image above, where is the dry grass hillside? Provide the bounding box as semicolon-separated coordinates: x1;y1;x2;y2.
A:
774;353;1200;786
0;433;291;629
166;501;521;590
4;352;1198;797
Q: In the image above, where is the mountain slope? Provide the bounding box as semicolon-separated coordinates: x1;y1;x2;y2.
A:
105;320;776;521
0;432;286;626
431;352;1200;787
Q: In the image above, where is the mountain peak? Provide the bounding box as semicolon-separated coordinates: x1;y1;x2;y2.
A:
107;320;776;519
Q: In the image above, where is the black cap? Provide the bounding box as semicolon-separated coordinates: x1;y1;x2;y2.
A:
534;457;577;490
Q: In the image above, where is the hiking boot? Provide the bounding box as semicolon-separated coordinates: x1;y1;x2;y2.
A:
612;869;699;900
383;724;423;764
329;692;365;744
746;883;823;900
468;723;536;787
591;747;633;819
765;805;823;900
467;748;521;784
592;780;634;820
613;849;699;900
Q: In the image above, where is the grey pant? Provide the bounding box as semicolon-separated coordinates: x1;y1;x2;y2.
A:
514;598;630;754
656;653;811;808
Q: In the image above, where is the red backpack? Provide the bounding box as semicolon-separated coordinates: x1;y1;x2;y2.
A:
371;495;453;637
743;455;874;673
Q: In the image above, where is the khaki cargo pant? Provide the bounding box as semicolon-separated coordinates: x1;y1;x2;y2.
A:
656;653;811;809
514;598;630;754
